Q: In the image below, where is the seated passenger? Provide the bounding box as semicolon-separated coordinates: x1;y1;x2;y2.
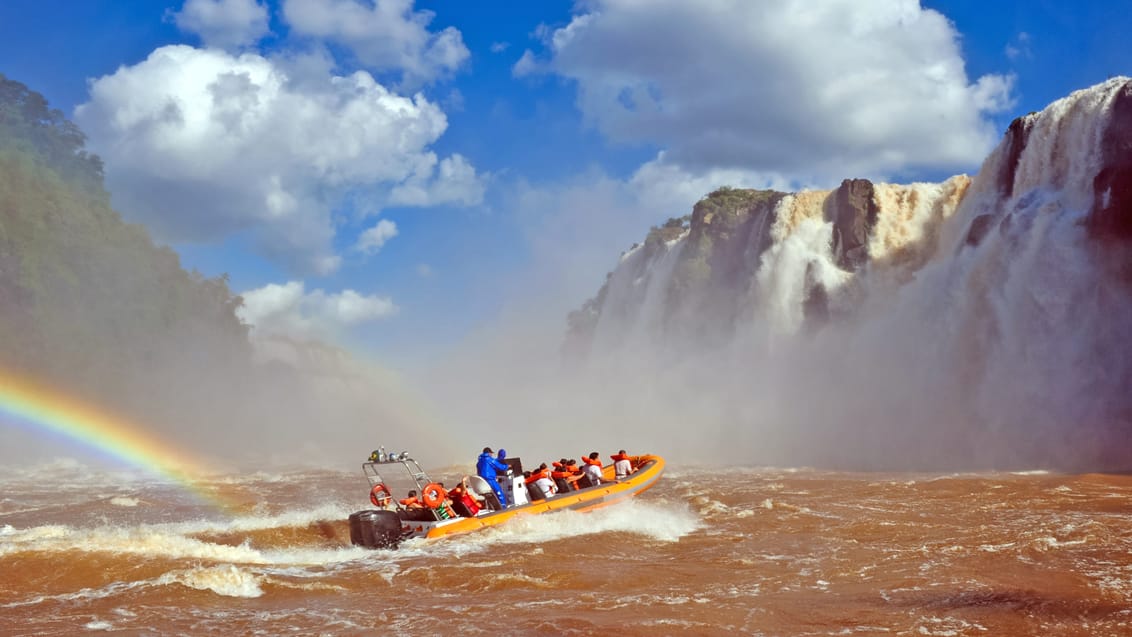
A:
582;451;604;484
551;459;575;492
612;450;634;479
399;490;424;509
564;458;584;488
448;478;484;516
534;470;557;498
434;482;458;519
525;463;551;485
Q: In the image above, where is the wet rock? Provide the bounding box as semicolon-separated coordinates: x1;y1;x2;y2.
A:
829;178;879;271
997;115;1034;198
965;214;997;247
1088;79;1132;241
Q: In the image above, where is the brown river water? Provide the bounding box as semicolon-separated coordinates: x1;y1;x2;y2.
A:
2;463;1131;636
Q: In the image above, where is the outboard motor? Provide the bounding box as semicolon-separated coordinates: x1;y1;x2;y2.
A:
348;510;403;549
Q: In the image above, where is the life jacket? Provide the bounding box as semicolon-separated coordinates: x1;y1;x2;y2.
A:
399;496;421;507
582;455;603;468
525;468;549;484
448;488;480;516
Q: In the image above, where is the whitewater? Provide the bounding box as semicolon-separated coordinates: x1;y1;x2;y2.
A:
2;462;1131;635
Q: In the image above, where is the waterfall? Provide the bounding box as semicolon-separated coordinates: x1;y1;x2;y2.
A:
570;78;1132;469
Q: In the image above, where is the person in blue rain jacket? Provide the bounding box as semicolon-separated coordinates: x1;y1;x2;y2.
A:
476;447;511;508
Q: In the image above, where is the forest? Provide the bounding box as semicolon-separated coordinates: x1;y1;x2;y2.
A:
0;74;254;426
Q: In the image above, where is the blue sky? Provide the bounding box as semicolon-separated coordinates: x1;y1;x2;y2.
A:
1;0;1129;370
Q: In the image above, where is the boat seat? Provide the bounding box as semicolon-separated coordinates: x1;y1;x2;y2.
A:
527;482;547;501
554;477;572;493
399;508;440;522
465;475;504;511
575;474;594;489
450;499;474;517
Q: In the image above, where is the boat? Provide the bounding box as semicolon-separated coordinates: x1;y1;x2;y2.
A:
347;449;665;549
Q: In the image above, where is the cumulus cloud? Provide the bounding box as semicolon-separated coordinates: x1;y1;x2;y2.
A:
75;45;483;275
536;0;1015;183
172;0;270;49
282;0;469;87
356;218;398;254
238;281;397;341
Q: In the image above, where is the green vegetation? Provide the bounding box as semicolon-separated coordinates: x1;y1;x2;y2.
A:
644;215;691;248
0;74;250;406
695;187;781;225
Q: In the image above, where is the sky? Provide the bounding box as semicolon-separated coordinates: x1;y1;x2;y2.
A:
1;0;1130;371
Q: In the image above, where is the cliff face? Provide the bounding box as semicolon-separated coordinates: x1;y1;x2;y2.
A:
567;173;972;358
566;77;1132;471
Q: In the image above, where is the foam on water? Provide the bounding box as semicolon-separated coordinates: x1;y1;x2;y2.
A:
0;502;376;567
158;564;264;598
406;498;702;556
108;496;141;507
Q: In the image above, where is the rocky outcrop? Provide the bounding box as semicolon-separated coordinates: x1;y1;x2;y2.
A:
1087;79;1132;241
996;114;1035;198
828;178;879;271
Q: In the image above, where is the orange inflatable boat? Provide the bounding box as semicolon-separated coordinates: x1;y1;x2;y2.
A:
348;450;665;549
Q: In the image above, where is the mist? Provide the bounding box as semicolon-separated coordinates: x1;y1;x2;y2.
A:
4;75;1129;477
414;78;1132;472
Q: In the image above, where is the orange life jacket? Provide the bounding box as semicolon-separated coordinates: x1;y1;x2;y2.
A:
399;496;421;507
611;453;635;469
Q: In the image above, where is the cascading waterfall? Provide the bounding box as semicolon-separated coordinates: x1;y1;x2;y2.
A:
569;77;1132;469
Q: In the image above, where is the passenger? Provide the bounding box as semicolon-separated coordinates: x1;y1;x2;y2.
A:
551;459;575;492
524;463;550;484
448;477;484;516
399;490;424;509
524;469;556;499
612;450;634;479
476;446;511;508
534;469;557;498
564;458;584;488
582;451;604;484
434;482;458;519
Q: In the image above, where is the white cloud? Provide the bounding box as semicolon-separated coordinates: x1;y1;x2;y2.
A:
172;0;270;49
512;50;540;78
538;0;1015;183
356;218;399;254
388;153;484;207
282;0;469;87
75;45;483;275
238;281;397;340
490;41;510;54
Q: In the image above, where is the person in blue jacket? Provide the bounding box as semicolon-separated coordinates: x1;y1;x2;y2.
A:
476;446;511;508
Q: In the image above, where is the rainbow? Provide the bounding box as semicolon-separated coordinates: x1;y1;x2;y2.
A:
0;369;232;509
